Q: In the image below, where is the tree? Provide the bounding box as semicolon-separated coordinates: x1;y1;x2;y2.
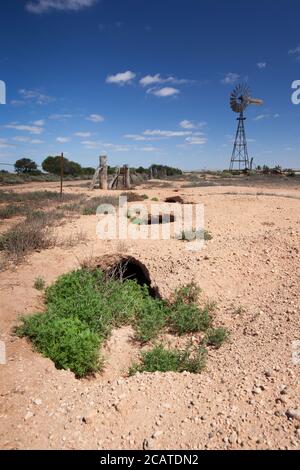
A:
42;156;61;175
81;167;95;176
42;156;83;176
14;158;38;174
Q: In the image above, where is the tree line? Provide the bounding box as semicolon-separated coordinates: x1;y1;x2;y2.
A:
13;158;183;179
14;157;95;176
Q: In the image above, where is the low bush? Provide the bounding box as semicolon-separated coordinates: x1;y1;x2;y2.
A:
121;193;149;202
129;344;207;375
135;297;170;343
17;269;226;378
170;303;213;335
17;314;101;378
82;195;119;215
0;204;27;220
0;218;55;261
177;229;213;242
204;328;229;349
34;277;46;291
173;282;202;305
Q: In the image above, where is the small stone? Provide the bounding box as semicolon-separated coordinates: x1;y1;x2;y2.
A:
82;410;97;424
24;411;33;421
152;430;163;439
286;410;300;422
33;399;42;406
228;431;238;444
143;439;154;450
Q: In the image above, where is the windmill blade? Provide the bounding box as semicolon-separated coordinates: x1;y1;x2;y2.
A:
230;82;252;113
248;97;263;106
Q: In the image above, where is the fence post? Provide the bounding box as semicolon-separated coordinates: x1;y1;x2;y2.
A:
100;155;108;190
60;152;64;200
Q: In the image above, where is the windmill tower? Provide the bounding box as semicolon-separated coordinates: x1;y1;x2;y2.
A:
229;83;263;172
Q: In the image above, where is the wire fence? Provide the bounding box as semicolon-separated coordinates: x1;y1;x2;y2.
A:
0;162;44;172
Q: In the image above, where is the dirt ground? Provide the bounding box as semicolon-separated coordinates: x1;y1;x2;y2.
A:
0;176;299;450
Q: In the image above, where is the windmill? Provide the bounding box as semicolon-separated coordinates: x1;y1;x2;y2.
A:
229;83;263;172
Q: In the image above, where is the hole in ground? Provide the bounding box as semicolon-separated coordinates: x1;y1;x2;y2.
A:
95;255;159;298
165;196;184;204
146;214;176;225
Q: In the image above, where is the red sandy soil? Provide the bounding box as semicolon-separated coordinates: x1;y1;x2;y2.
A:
0;178;299;450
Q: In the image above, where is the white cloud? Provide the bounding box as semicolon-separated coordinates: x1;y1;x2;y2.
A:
56;137;70;143
5;123;44;134
139;146;157;152
86;114;104;123
254;113;279;121
30;139;44;144
33;119;45;126
26;0;98;14
19;89;55;104
257;62;267;69
289;45;300;60
139;74;162;87
81;140;101;149
124;134;152;142
13;136;30;142
221;73;240;85
143;129;191;138
147;87;180;97
74;132;92;137
10;100;26;107
106;71;136;85
103;143;130;152
185;136;207;145
180;120;196;129
139;74;191;87
50;113;73;120
0;139;14;149
180;120;206;130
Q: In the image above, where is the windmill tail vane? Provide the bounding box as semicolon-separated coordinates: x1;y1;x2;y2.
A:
229;83;263;172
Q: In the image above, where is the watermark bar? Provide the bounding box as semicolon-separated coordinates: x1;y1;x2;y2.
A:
96;197;206;251
0;80;6;104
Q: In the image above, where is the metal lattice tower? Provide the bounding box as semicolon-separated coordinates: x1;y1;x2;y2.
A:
230;111;249;171
229;83;263;172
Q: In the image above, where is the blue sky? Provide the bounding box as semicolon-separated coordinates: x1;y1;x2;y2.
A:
0;0;300;170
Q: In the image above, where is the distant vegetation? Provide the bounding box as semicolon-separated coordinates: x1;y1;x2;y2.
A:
42;156;95;177
14;158;39;174
1;159;183;185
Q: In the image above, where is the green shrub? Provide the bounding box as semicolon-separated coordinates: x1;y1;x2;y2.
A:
0;218;54;260
106;281;148;327
18;270;225;378
45;269;148;338
173;282;202;305
17;314;101;378
170;303;213;335
135;297;170;343
82;196;119;215
177;229;213;242
45;269;114;338
34;277;46;291
204;328;229;349
129;344;207;375
0;204;26;220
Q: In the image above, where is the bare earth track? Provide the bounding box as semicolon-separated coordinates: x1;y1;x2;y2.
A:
0;176;299;450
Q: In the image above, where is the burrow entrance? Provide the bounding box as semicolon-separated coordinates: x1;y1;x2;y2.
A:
93;255;159;298
146;213;176;225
